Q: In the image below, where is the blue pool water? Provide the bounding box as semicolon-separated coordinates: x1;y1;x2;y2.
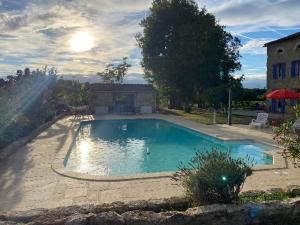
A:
65;119;273;176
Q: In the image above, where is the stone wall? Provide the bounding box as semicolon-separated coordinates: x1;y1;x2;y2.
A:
1;197;300;225
90;91;156;113
136;91;156;111
90;91;114;108
88;84;156;113
267;37;300;90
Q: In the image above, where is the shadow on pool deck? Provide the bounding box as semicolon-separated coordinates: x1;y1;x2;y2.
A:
0;144;34;211
0;118;78;211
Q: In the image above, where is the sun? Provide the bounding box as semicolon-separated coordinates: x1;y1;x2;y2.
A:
70;31;94;52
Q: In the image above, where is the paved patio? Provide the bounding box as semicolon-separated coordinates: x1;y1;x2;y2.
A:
0;114;299;212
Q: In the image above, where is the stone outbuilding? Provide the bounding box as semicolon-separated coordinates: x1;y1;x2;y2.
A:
89;83;156;114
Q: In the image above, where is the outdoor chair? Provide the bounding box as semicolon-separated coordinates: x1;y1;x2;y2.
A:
249;113;269;128
69;105;90;118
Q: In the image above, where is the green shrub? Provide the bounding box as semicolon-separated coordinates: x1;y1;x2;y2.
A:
174;149;253;205
274;105;300;167
239;190;297;203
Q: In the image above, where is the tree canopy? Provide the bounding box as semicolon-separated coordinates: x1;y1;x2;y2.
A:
137;0;241;109
97;57;131;83
0;67;58;148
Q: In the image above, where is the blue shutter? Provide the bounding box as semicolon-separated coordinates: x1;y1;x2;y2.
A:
281;99;285;113
291;61;296;78
282;63;286;79
272;64;277;79
271;99;276;113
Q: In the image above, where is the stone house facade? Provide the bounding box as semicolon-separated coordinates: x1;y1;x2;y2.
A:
89;83;156;114
264;32;300;113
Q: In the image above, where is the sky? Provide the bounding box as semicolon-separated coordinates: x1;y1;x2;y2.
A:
0;0;300;88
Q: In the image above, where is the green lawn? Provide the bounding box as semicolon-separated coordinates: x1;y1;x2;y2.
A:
160;108;254;125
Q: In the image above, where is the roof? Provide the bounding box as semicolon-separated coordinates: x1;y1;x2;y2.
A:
89;83;156;92
264;32;300;47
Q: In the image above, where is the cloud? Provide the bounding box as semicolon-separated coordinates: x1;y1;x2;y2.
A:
0;0;150;77
240;39;272;55
208;0;300;31
0;0;299;87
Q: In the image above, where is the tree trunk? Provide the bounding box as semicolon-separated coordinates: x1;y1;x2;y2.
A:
183;103;191;113
213;108;217;124
228;88;232;126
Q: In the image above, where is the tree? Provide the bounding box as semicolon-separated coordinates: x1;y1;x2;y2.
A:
24;68;30;76
97;57;131;83
274;105;300;167
200;75;244;109
137;0;241;112
0;66;58;148
54;79;90;107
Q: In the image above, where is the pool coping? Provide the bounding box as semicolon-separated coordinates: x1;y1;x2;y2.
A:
51;114;287;182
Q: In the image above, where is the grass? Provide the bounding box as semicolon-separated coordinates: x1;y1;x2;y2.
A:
157;191;299;213
160;108;254;125
239;191;298;204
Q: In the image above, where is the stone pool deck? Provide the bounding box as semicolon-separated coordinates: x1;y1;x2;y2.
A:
0;114;299;212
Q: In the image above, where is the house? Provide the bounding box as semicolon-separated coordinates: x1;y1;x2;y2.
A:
89;83;156;114
264;32;300;113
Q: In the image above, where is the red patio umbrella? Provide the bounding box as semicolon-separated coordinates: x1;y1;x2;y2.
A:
266;88;300;99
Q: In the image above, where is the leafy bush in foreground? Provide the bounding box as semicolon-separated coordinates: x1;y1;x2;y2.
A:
174;149;253;205
274;105;300;167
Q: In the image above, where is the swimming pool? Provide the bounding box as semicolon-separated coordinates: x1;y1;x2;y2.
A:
65;119;273;176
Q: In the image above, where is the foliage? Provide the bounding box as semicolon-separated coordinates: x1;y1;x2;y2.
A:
173;149;253;205
200;75;244;109
239;190;297;204
137;0;241;109
0;66;58;148
235;88;267;102
54;79;90;108
97;57;131;83
0;67;92;149
274;105;300;167
233;88;267;109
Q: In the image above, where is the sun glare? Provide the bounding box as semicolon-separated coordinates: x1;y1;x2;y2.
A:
70;31;94;53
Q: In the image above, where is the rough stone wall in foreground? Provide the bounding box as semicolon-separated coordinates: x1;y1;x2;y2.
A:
0;197;300;225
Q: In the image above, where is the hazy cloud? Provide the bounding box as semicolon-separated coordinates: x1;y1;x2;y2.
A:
240;39;272;55
0;0;299;87
210;0;300;29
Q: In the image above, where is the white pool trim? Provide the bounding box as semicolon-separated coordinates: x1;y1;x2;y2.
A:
51;114;286;181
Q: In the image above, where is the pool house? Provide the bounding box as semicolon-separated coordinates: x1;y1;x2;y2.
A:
89;83;156;114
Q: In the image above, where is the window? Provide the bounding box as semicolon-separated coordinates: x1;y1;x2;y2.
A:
278;100;282;109
276;47;284;54
278;64;283;77
296;62;300;75
273;63;286;79
277;48;283;53
291;60;300;78
278;99;285;113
